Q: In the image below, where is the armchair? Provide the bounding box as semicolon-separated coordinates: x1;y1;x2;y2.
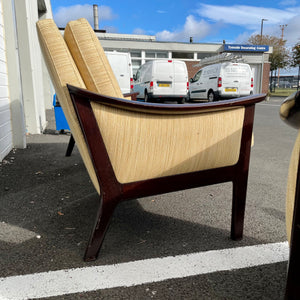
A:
37;18;265;261
280;91;300;299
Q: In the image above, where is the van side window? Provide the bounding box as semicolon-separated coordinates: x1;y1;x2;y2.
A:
193;70;202;81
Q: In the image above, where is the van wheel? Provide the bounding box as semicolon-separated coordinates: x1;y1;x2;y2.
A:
208;91;216;102
178;98;185;104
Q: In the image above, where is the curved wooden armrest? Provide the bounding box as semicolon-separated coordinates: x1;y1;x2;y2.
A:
67;84;266;115
280;91;300;129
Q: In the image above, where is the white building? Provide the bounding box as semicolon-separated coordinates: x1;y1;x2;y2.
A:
0;0;53;161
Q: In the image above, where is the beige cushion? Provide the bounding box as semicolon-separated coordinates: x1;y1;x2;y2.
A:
36;19;100;194
286;130;300;243
64;18;124;99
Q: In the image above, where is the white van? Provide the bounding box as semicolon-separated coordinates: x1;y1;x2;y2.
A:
189;62;253;102
133;60;189;103
105;51;133;94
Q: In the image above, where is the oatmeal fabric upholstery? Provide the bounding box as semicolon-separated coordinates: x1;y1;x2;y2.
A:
286;131;300;243
92;104;245;183
36;19;100;194
64;18;124;98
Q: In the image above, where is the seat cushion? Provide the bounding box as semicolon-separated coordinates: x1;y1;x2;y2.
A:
64;18;124;99
36;19;100;194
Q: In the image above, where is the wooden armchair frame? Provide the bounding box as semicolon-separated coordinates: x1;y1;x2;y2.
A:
67;84;265;261
36;17;265;262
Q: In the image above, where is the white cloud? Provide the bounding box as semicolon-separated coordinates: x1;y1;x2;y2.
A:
195;4;300;46
133;28;147;35
53;4;117;28
282;14;300;46
196;4;297;29
156;15;211;42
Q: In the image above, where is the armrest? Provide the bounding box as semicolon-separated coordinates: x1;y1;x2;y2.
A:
67;84;266;115
280;91;300;129
123;92;139;101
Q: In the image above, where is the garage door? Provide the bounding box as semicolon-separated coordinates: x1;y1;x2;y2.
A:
0;2;13;161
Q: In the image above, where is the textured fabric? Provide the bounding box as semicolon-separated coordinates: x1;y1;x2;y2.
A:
286;130;300;243
36;19;100;194
92;104;245;183
64;18;124;98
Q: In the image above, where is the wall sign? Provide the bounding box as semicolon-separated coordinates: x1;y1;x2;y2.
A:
224;44;269;52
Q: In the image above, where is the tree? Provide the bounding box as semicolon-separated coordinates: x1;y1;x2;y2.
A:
290;42;300;90
247;34;290;91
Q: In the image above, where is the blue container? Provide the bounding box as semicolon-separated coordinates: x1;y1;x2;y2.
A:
53;94;70;131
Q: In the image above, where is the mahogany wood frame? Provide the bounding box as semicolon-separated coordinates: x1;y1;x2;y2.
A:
67;84;265;261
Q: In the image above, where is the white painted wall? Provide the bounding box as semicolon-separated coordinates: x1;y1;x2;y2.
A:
14;0;47;134
0;0;13;161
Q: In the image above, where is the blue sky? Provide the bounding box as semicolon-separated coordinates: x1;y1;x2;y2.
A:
50;0;300;73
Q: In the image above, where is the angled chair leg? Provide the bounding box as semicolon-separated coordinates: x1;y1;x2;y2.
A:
65;134;75;157
231;175;248;240
84;196;118;261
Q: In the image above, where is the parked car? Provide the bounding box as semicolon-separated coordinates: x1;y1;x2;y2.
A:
105;51;133;95
188;62;253;101
132;60;189;103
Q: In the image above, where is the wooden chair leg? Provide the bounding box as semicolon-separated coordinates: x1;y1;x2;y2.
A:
84;196;118;261
65;134;75;157
231;176;248;240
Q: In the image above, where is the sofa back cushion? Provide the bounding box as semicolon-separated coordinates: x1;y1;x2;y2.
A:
64;18;124;99
36;19;100;194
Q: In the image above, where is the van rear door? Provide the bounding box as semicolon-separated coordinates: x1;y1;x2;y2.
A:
153;61;174;96
221;64;252;97
106;52;132;94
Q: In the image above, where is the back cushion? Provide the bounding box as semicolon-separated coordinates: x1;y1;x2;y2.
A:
36;19;100;194
64;18;124;98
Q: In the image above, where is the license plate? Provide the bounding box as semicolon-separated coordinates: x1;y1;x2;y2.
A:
225;88;237;92
158;83;170;87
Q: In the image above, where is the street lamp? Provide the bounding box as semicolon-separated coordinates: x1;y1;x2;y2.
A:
260;18;268;42
260;19;268;93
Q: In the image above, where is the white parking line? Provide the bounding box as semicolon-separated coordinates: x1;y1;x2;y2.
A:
0;242;289;300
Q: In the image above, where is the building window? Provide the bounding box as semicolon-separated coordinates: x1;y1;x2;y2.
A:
157;52;168;58
132;60;141;75
130;51;142;58
172;52;194;59
145;52;155;58
197;53;214;59
145;51;168;59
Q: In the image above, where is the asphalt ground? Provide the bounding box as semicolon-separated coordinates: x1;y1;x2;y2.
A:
0;96;297;299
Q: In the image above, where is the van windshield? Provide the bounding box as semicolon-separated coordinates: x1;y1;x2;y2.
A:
223;65;250;77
